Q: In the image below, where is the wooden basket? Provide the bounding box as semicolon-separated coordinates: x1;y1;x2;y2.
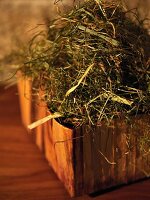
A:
17;77;150;197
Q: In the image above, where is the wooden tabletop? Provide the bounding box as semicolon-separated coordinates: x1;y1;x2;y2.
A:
0;85;149;200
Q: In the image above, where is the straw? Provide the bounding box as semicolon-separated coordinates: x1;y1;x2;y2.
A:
20;0;150;128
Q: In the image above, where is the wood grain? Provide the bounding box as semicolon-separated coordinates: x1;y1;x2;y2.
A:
0;85;150;200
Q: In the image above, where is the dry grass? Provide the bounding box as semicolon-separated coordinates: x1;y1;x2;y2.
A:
20;0;150;129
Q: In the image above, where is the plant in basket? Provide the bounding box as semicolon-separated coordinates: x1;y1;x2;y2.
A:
17;0;150;197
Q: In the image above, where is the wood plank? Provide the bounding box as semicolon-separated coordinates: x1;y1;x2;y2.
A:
17;76;31;128
44;117;75;197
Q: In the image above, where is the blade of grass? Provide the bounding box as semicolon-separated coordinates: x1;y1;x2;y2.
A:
28;112;62;129
102;91;133;106
94;0;107;20
65;63;94;97
78;25;119;46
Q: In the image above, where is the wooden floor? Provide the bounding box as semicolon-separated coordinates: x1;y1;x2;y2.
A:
0;85;149;200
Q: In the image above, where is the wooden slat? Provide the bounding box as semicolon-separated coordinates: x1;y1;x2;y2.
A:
17;76;31;128
73;127;84;195
44;117;75;197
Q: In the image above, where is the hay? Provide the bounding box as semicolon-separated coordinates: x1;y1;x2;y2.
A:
21;0;150;128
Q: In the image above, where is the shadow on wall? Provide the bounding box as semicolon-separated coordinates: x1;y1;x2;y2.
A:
123;0;150;33
0;0;82;83
0;0;83;59
0;0;52;59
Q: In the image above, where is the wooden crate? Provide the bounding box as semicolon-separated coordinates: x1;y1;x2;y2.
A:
17;78;150;197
